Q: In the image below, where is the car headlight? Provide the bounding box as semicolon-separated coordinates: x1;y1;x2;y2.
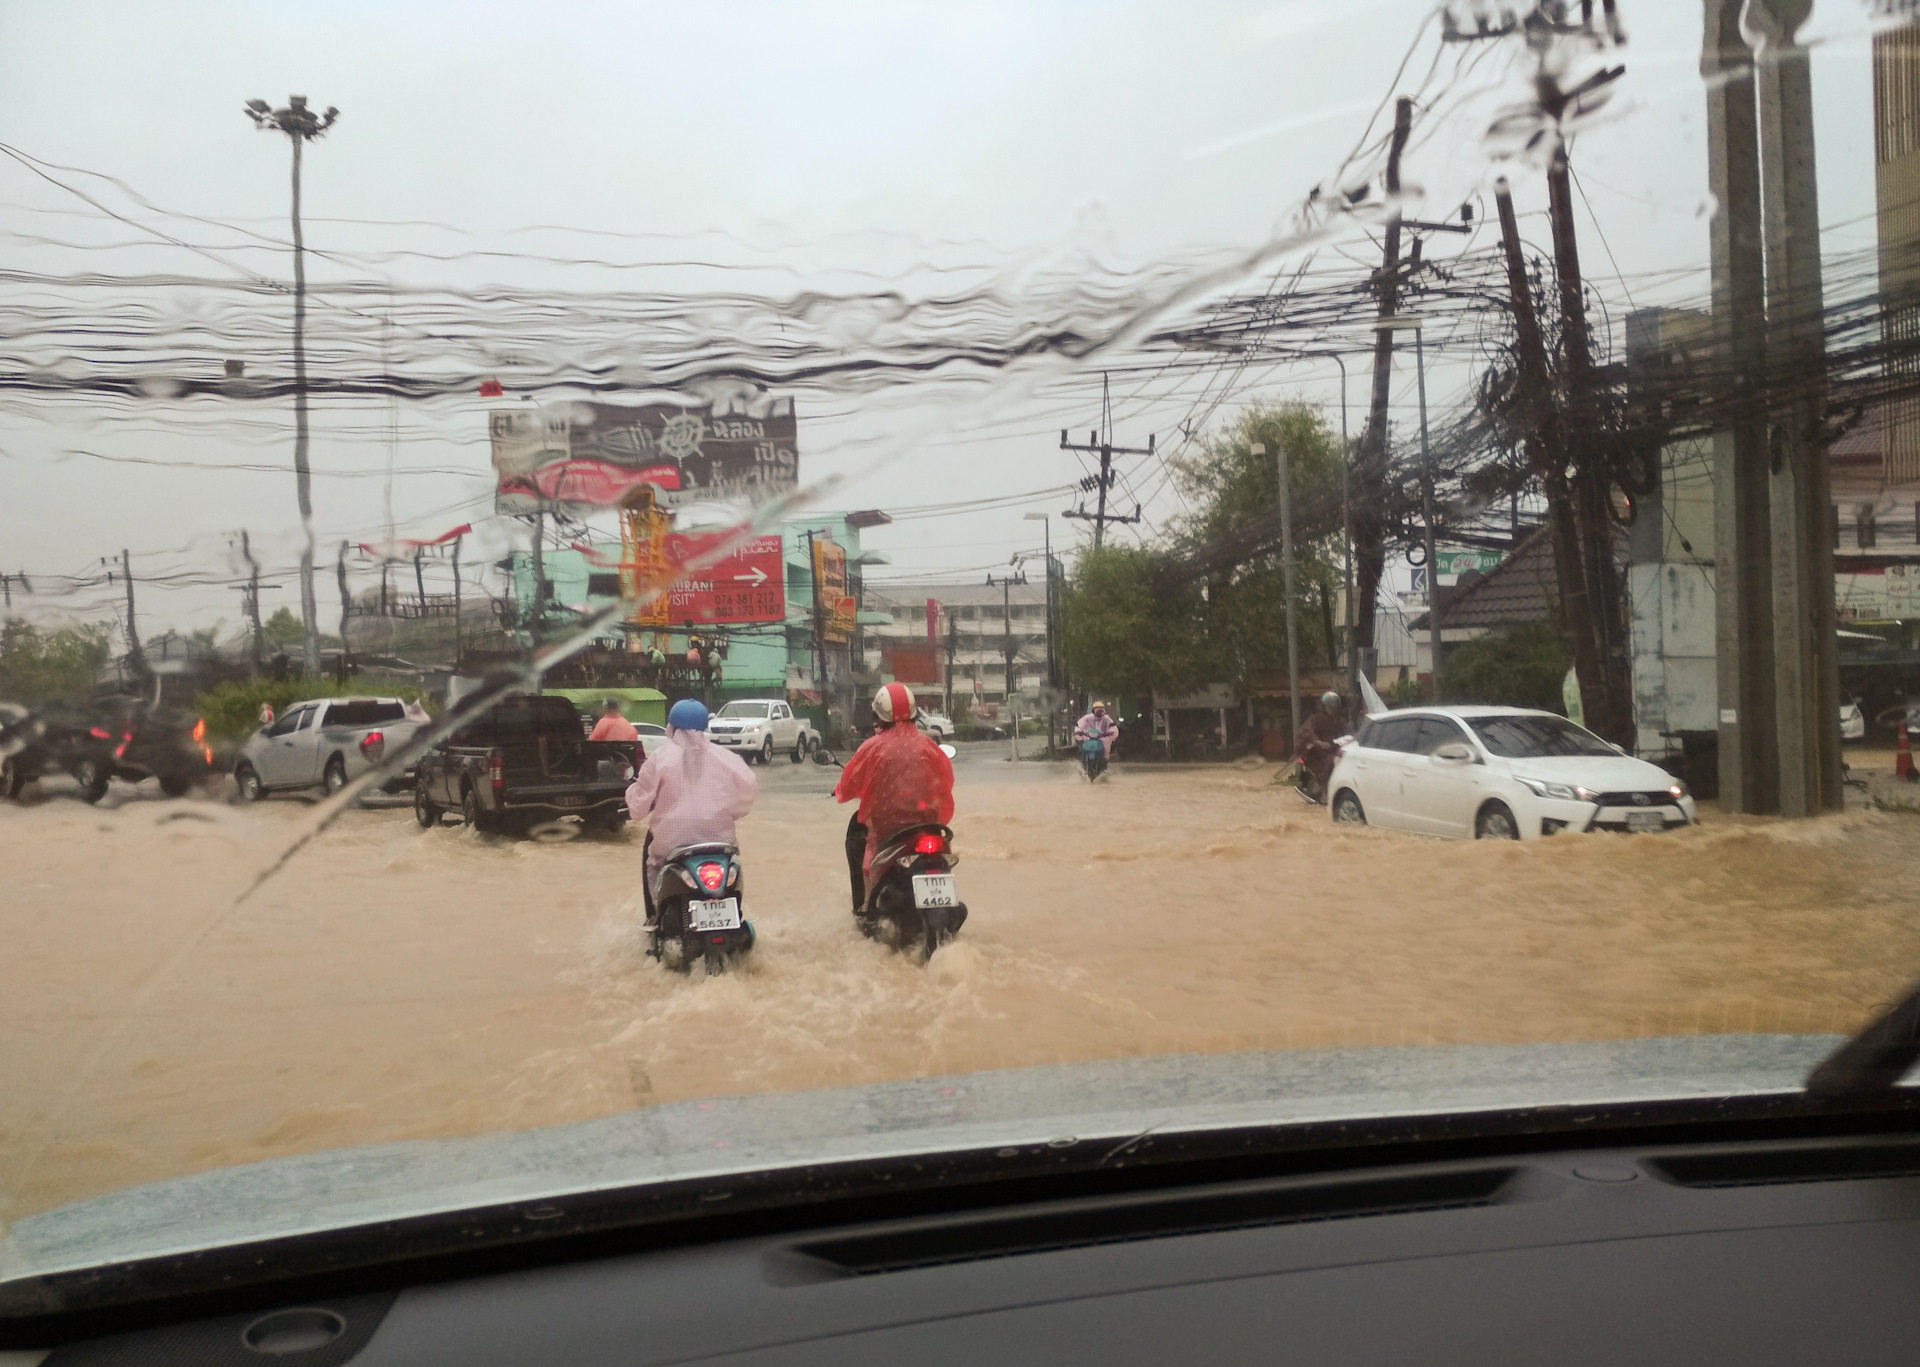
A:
1516;777;1596;803
1668;778;1689;798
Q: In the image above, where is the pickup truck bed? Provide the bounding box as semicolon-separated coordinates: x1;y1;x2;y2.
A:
415;694;636;836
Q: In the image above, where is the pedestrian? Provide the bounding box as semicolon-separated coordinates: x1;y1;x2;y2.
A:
589;697;639;742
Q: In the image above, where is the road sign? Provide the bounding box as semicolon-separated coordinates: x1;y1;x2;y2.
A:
660;531;786;624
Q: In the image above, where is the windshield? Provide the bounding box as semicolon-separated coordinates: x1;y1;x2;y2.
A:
1469;715;1619;759
6;0;1920;1317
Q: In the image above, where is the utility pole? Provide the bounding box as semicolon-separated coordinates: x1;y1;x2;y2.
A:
1256;441;1302;739
1059;378;1151;550
987;569;1029;759
530;510;549;636
335;542;352;664
120;549;143;676
1494;176;1609;727
944;608;957;719
246;95;338;676
1415;327;1442;701
240;530;264;671
1024;512;1056;753
1353;95;1415;677
413;547;427;612
1545;144;1630;743
451;534;463;670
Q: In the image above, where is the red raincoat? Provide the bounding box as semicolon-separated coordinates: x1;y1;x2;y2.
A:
834;723;956;875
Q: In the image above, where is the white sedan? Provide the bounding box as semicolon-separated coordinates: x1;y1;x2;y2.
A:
1327;706;1698;841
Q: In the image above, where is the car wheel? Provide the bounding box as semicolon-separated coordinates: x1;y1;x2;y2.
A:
760;738;774;765
0;755;23;800
72;756;107;804
415;782;442;828
790;738;805;763
461;785;492;833
234;763;262;803
322;757;348;798
1332;789;1365;824
1475;801;1520;841
159;773;191;797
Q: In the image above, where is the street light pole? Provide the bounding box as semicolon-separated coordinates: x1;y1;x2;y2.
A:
1415;325;1441;701
246;95;338;677
1024;511;1055;754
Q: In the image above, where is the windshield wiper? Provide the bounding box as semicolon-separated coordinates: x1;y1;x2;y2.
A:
1805;980;1920;1101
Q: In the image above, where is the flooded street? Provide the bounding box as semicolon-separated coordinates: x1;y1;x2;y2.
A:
5;744;1920;1227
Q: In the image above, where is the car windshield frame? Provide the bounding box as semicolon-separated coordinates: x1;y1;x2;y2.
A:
1467;714;1618;759
716;703;770;719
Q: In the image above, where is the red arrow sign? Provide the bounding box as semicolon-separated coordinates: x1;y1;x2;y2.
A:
659;531;786;624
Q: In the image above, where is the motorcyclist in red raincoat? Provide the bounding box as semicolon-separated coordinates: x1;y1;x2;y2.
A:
834;682;955;913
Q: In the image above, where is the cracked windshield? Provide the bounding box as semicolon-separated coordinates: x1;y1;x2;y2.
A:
5;0;1920;1259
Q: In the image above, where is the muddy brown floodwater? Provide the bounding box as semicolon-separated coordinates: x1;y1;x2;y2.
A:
4;754;1920;1228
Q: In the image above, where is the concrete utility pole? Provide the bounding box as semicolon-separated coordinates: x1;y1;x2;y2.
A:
451;534;463;670
1414;327;1443;700
335;542;352;662
120;549;143;676
1699;0;1839;815
1024;512;1058;753
1494;178;1609;727
1060;373;1150;550
1255;441;1303;739
240;530;264;670
246;95;338;676
1353;96;1415;679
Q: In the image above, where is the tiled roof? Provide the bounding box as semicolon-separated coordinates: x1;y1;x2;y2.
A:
1409;530;1557;631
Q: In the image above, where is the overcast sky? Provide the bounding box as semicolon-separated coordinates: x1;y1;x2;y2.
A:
0;0;1892;638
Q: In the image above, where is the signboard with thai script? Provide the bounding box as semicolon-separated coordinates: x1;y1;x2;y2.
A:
812;538;852;643
493;394;798;514
1836;562;1920;620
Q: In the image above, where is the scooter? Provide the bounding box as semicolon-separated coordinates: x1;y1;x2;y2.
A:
1077;735;1108;781
648;843;753;975
1292;735;1354;805
815;742;968;960
858;822;967;959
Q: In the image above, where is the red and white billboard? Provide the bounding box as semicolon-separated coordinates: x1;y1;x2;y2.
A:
656;531;786;625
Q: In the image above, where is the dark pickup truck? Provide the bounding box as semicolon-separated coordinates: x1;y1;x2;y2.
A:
413;693;635;835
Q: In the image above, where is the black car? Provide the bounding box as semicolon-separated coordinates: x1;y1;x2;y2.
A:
0;695;214;803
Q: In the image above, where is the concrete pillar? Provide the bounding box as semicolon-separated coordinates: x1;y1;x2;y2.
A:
1749;0;1844;815
1702;0;1778;812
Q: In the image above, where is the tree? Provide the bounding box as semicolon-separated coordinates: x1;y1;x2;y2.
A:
0;619;114;704
263;606;305;647
1059;546;1207;701
1437;620;1569;714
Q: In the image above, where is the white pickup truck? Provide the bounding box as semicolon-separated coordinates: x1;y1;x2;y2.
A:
234;695;432;801
705;699;819;764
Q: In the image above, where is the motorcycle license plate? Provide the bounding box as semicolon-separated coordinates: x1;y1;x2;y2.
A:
1626;811;1664;833
689;897;741;931
912;874;957;909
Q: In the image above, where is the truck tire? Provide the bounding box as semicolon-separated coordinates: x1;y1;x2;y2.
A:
234;763;263;803
760;737;774;765
72;756;108;804
461;785;494;834
790;737;806;763
322;756;348;798
1;755;24;800
160;773;192;797
415;782;442;828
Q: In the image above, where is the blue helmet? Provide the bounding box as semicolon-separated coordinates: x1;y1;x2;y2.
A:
668;698;710;732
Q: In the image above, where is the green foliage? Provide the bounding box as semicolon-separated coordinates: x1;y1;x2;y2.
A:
263;606;304;647
195;676;434;745
1437;620;1569;713
1061;401;1347;698
1059;545;1208;700
0;619;114;704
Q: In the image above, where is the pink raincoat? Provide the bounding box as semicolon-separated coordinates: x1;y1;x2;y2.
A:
625;724;757;875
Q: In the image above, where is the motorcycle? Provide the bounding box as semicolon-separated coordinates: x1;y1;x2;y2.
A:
1077;735;1108;781
647;843;753;975
815;742;968;960
1292;734;1354;805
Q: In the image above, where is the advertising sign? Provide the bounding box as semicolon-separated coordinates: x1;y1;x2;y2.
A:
618;531;786;627
812;538;853;642
1836;563;1920;620
493;395;797;514
1436;548;1504;577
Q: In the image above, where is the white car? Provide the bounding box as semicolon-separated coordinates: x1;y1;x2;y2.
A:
917;712;955;739
235;695;431;801
705;699;818;764
1326;705;1698;841
1840;700;1865;742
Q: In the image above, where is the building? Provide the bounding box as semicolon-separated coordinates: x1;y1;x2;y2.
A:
859;579;1051;719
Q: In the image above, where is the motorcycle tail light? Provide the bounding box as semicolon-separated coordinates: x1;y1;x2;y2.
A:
697;862;725;892
913;832;946;855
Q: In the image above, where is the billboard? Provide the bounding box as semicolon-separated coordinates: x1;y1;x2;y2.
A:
493;395;797;514
812;537;853;643
657;531;787;626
